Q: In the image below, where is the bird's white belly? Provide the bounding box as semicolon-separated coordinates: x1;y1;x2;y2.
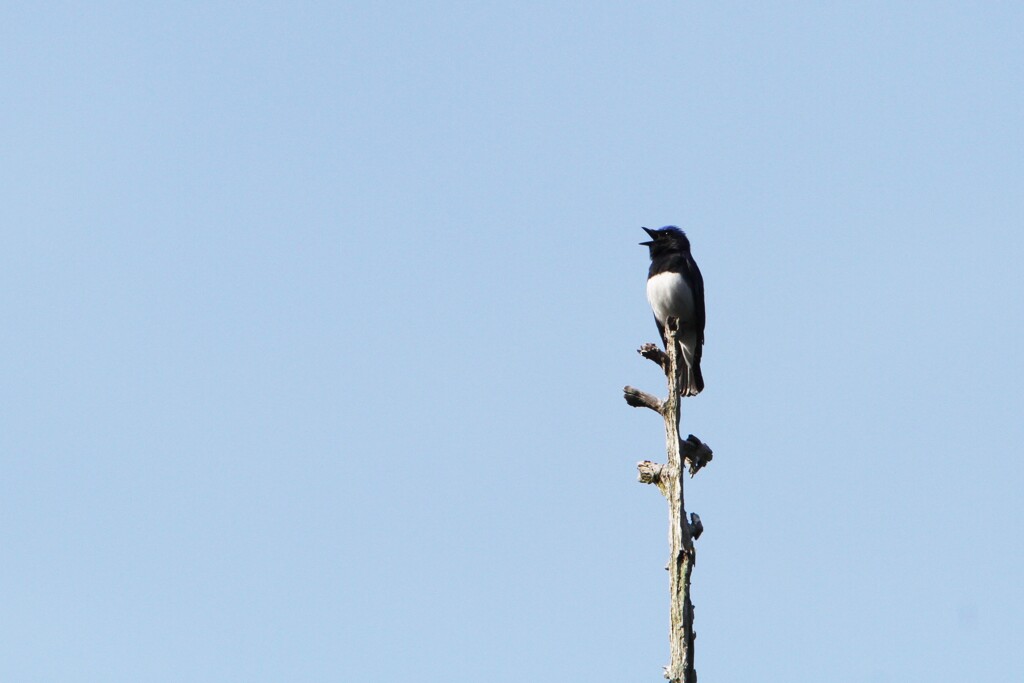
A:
646;271;694;323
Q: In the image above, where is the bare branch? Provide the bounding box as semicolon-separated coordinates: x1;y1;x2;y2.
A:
637;460;666;485
626;320;713;683
622;385;663;413
638;342;668;369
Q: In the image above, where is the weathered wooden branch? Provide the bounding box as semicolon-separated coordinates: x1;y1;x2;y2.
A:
623;320;712;683
637;460;666;485
624;386;663;413
638;342;668;370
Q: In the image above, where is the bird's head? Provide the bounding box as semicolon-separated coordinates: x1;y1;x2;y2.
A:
640;226;690;256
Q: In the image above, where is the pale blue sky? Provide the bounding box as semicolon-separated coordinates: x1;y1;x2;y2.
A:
2;2;1022;681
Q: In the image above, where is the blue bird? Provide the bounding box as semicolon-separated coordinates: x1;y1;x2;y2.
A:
640;226;706;396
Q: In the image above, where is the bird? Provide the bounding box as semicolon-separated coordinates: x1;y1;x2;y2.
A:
640;226;705;396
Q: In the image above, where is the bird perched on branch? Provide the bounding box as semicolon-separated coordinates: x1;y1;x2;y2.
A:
640;226;705;396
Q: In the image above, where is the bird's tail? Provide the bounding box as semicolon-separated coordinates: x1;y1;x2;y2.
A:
677;333;704;397
681;359;704;397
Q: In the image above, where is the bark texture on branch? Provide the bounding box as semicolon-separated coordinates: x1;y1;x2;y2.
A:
624;321;711;683
623;386;663;413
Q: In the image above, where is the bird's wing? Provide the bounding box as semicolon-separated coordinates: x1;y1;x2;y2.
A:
685;254;705;348
653;315;667;348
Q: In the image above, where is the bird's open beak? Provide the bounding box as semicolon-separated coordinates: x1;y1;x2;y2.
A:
640;226;657;246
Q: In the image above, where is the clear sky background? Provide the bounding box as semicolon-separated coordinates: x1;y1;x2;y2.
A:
2;2;1022;681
